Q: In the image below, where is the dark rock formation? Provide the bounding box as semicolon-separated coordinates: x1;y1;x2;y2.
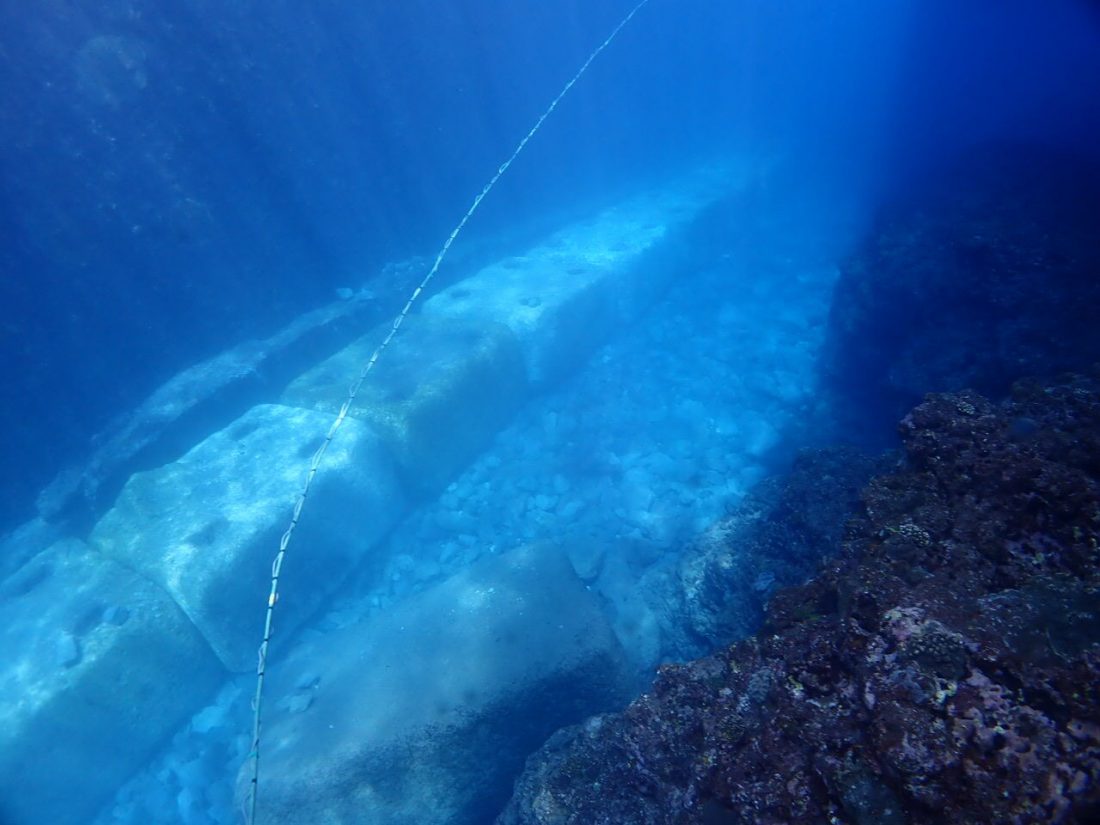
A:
651;446;889;663
822;142;1100;440
499;372;1100;824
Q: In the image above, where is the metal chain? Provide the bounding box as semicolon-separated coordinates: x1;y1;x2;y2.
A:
244;2;652;820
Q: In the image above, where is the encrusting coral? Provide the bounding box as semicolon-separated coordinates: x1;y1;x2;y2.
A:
500;370;1100;824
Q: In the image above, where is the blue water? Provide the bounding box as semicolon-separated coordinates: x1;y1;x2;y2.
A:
1;1;1099;823
2;1;1098;527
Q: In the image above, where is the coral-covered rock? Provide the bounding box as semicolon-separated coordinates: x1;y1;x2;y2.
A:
659;446;887;661
499;373;1100;824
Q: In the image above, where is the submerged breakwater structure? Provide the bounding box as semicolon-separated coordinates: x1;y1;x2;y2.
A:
3;151;812;823
0;2;780;822
4;1;1099;824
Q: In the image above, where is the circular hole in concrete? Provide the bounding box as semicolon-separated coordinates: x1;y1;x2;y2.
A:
380;376;420;403
187;516;230;547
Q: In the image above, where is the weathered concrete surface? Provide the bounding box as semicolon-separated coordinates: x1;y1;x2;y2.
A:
0;516;64;584
0;539;223;825
90;403;405;672
423;164;757;387
282;315;527;496
246;544;629;825
37;297;383;533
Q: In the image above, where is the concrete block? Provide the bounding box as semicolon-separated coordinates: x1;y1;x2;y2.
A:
0;539;223;825
423;164;754;386
246;544;628;825
37;297;384;533
90;403;405;672
281;315;527;496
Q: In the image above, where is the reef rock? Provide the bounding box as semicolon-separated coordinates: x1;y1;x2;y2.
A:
660;445;886;661
499;372;1100;824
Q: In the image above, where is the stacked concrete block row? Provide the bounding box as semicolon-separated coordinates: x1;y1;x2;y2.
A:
423;162;748;387
280;315;528;497
89;405;407;674
0;539;224;825
248;543;628;825
0;162;757;825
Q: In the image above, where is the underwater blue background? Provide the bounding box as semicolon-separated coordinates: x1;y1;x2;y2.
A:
3;0;1096;531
